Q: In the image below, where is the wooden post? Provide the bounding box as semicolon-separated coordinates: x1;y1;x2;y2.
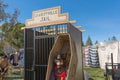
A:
111;53;114;80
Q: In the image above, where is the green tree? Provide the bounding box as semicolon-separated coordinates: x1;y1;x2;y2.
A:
0;22;9;52
86;36;93;46
95;40;98;45
82;40;84;46
111;36;117;41
0;0;9;52
108;37;110;41
0;0;9;22
0;9;24;53
11;23;24;50
0;22;24;52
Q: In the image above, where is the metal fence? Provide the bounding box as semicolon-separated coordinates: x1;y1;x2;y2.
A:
105;63;120;80
24;24;69;80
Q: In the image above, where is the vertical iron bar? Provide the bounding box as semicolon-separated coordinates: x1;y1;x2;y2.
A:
41;27;43;36
24;28;26;80
42;38;46;65
40;27;41;36
62;24;63;33
43;38;45;65
43;38;45;78
33;28;36;80
38;27;39;36
42;38;43;65
38;39;39;65
50;25;51;35
45;26;46;35
47;38;49;64
46;38;47;65
55;25;58;35
58;24;59;34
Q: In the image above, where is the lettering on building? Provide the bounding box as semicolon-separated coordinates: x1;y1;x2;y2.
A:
26;6;69;28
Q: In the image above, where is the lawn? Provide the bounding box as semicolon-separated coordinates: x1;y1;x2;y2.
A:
4;67;24;80
4;67;111;80
84;67;106;80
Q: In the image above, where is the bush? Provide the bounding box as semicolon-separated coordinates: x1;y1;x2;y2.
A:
0;52;5;56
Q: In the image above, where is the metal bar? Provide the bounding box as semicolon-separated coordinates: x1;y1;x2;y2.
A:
41;27;43;35
52;37;54;49
45;26;46;35
46;38;49;65
40;67;41;80
33;28;36;80
63;24;65;33
46;38;47;64
47;38;49;64
26;69;34;71
37;39;39;65
36;39;38;65
38;25;81;33
26;47;34;50
39;39;41;64
42;38;43;64
50;25;51;35
35;35;56;39
48;38;49;60
43;67;45;80
39;27;41;36
55;25;58;35
43;38;45;65
58;24;60;34
35;65;47;67
24;29;26;80
61;24;63;33
38;27;40;36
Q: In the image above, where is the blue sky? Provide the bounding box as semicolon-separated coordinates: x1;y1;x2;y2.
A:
3;0;120;43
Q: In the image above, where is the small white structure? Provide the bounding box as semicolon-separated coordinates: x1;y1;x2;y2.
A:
98;41;120;69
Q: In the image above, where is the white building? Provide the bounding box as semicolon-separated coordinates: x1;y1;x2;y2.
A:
98;41;120;69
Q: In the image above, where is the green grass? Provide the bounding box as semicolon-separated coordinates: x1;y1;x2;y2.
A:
4;67;111;80
84;67;105;80
6;70;22;77
4;68;24;80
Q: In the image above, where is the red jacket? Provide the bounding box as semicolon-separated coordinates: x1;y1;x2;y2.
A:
54;66;67;80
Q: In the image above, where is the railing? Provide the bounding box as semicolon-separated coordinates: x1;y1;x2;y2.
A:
105;63;120;80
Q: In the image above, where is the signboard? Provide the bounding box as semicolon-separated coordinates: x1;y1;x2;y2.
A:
26;6;69;28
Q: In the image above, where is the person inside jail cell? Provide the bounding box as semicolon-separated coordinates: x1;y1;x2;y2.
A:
53;54;67;80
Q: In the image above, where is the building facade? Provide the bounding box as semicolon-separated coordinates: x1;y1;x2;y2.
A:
98;41;120;69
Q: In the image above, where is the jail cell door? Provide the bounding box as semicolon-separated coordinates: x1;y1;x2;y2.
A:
24;29;35;80
35;37;55;80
